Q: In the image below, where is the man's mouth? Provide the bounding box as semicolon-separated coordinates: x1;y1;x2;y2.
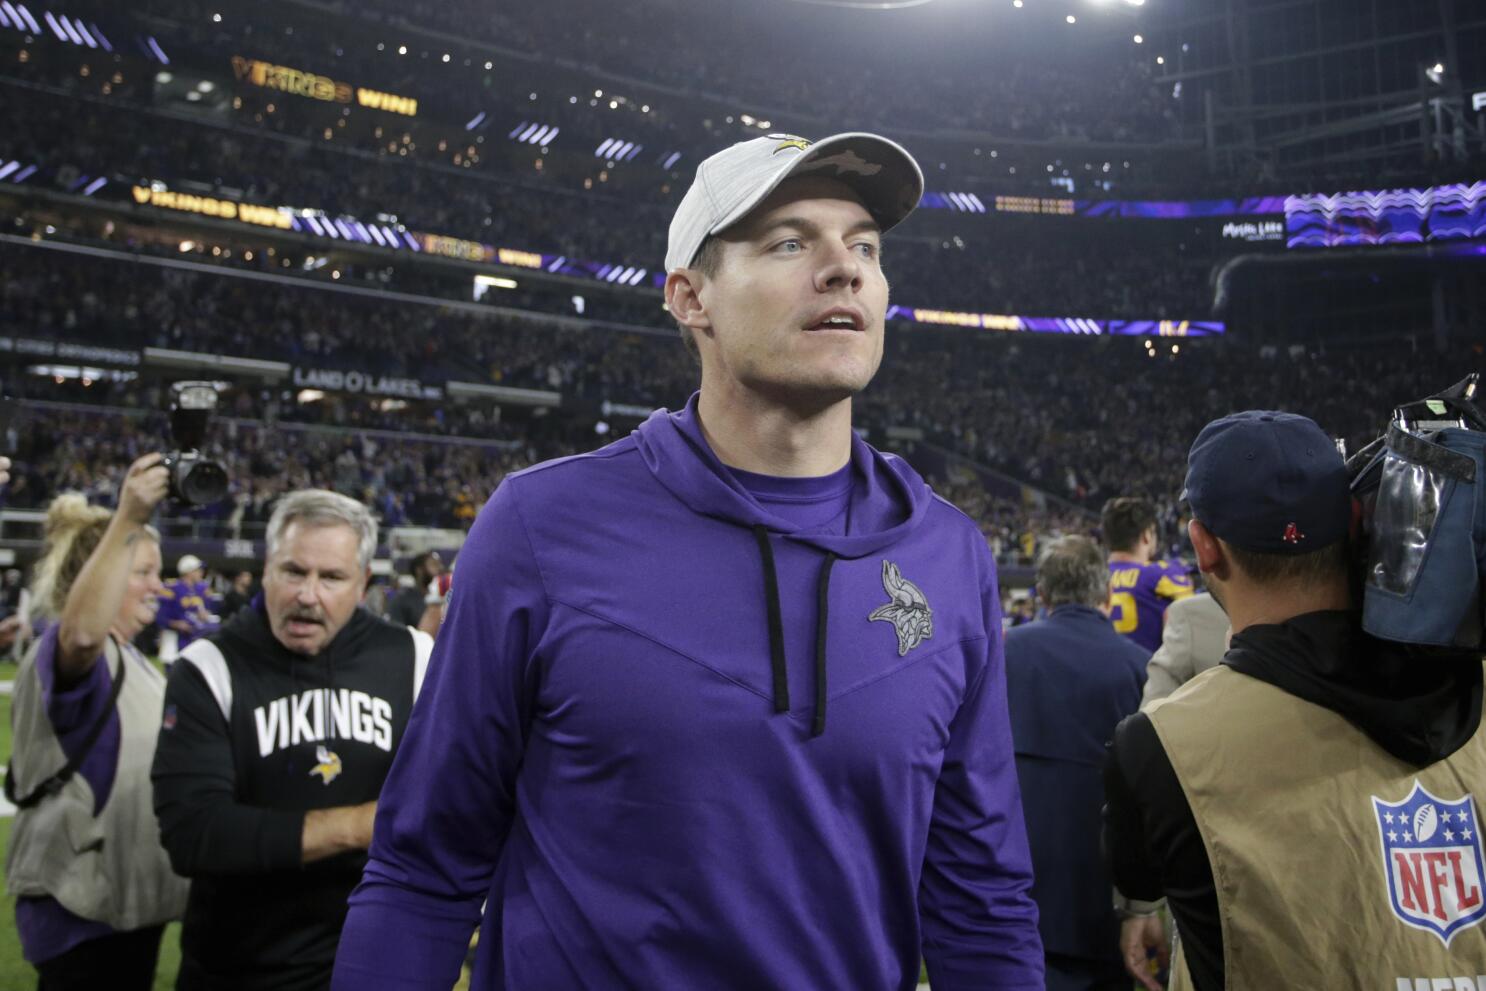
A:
804;307;865;332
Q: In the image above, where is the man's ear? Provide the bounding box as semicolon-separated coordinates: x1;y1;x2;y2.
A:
1187;519;1228;579
665;270;711;334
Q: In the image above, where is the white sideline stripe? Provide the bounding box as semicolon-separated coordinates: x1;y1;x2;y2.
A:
0;767;13;818
0;679;13;695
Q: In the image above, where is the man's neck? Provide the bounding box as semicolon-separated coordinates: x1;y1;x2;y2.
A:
696;385;853;477
1107;551;1149;565
1222;580;1351;637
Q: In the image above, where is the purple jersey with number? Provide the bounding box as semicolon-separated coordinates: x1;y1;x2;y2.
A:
1107;560;1192;652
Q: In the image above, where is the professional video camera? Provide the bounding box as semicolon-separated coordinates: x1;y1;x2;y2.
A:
162;381;229;506
1348;373;1485;651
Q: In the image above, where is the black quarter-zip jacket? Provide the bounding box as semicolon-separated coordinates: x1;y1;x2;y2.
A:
152;601;426;991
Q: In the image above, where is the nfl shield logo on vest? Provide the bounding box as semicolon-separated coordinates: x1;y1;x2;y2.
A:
1373;781;1485;946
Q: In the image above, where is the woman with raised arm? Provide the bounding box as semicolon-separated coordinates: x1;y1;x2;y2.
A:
5;454;188;990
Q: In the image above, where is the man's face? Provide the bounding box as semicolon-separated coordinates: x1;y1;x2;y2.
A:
690;176;889;407
262;521;368;656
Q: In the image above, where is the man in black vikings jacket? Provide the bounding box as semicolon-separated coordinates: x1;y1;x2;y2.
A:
153;490;433;991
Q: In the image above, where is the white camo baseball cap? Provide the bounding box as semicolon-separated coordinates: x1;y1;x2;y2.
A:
665;132;925;273
177;554;204;575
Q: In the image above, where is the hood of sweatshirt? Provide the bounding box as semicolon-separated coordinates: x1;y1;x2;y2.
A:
221;593;386;687
1224;610;1483;766
631;393;933;560
630;394;938;735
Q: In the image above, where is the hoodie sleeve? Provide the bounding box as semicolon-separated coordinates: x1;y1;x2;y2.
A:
919;550;1044;990
333;480;550;991
152;655;307;875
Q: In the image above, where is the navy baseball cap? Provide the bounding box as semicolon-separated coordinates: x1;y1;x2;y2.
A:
1182;410;1350;554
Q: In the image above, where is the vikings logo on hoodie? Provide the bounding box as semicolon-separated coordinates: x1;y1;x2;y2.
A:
309;745;343;785
869;560;933;656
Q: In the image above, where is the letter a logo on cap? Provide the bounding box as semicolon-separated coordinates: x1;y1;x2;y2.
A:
1282;522;1305;544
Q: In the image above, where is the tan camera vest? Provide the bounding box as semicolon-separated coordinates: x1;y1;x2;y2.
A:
5;633;188;931
1147;664;1486;991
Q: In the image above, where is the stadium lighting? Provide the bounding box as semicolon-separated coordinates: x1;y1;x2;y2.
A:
441;53;450;62
1012;1;1022;7
1133;34;1143;43
1156;55;1165;65
196;80;214;93
155;71;172;84
397;45;406;55
1066;14;1076;23
1425;62;1446;85
212;12;221;21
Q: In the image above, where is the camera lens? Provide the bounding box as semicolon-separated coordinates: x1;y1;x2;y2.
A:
178;460;229;506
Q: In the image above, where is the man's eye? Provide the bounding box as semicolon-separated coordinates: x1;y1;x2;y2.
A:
854;242;879;259
774;239;803;253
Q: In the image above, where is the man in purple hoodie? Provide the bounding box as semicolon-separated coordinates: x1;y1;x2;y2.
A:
333;132;1043;990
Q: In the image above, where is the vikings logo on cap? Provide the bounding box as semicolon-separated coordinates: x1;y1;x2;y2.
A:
1373;781;1485;946
769;135;813;155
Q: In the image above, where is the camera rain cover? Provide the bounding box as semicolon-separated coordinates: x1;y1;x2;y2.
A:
1352;377;1486;650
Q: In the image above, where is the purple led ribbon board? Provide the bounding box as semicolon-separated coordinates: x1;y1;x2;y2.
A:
1075;197;1286;219
1285;182;1486;248
885;307;1225;336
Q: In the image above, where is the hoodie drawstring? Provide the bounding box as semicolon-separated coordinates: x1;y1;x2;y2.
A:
752;525;838;738
752;525;790;714
813;553;838;737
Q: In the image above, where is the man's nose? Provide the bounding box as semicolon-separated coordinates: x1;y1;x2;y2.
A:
815;242;863;293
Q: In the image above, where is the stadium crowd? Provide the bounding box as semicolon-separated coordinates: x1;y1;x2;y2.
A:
5;237;1474;534
6;406;545;533
0;85;1215;319
6;232;1476;565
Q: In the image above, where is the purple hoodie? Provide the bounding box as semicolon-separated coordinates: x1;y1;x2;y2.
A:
333;397;1042;989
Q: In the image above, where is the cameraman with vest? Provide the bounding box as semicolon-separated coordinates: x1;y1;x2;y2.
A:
1104;410;1486;990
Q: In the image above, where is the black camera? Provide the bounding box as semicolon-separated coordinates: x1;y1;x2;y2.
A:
162;382;229;506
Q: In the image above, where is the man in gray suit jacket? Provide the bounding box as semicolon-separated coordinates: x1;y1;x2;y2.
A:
1139;591;1229;710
